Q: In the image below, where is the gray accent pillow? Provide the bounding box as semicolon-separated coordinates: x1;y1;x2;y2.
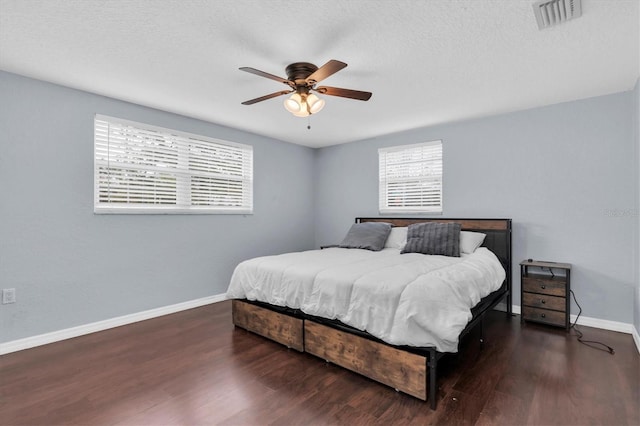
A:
339;222;392;251
401;222;462;257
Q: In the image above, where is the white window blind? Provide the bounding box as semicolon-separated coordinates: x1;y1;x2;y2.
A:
379;141;443;214
94;115;253;214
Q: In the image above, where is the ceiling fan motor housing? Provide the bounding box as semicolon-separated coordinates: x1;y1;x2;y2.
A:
285;62;318;86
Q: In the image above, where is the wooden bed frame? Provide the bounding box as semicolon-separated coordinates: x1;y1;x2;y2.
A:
231;217;512;409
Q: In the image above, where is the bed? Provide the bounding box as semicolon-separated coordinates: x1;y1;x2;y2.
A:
227;217;512;409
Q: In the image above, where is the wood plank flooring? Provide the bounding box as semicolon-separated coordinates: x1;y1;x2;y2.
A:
1;300;638;425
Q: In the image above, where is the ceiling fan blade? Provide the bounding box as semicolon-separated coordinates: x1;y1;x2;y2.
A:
239;67;292;86
241;90;293;105
306;60;347;84
315;86;372;101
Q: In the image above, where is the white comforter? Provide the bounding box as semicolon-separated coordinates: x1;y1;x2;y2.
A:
226;247;505;352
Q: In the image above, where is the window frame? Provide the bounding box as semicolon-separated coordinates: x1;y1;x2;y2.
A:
94;114;253;215
378;140;443;214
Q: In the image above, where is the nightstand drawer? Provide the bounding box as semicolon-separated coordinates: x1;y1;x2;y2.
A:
522;306;566;327
522;276;566;297
522;292;565;311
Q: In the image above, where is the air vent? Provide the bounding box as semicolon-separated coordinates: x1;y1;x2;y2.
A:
533;0;582;30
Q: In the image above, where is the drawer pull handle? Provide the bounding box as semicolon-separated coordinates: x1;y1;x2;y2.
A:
541;285;546;289
541;313;546;318
541;299;546;304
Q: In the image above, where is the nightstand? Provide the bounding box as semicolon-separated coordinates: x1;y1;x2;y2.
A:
520;260;571;330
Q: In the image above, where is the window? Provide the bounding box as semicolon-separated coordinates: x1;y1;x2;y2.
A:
378;141;443;214
94;115;253;214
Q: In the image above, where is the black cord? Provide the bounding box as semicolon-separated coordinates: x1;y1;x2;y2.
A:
569;290;615;355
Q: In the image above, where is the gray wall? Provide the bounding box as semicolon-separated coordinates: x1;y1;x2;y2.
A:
0;71;316;343
2;69;638;345
315;91;637;324
634;78;640;335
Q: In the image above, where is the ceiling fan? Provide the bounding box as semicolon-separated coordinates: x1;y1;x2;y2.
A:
239;60;372;117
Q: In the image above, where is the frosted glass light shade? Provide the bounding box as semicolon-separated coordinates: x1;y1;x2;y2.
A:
306;94;325;114
284;93;303;113
292;107;309;117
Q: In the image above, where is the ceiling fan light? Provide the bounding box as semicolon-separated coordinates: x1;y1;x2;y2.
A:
284;93;303;113
306;94;325;114
292;107;310;117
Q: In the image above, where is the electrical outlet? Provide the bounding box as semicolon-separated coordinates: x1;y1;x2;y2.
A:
2;288;16;304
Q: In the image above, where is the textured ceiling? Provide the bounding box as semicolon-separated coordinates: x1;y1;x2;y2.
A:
0;0;638;148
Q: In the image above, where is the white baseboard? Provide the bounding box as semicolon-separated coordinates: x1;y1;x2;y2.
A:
495;303;635;334
3;297;638;356
0;293;227;356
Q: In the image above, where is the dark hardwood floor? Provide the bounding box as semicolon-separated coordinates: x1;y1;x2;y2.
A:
1;300;638;425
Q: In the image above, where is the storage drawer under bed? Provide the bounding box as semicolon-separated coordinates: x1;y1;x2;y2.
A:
232;300;304;352
304;321;427;400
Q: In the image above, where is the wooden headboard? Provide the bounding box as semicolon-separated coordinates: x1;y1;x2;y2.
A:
356;217;512;297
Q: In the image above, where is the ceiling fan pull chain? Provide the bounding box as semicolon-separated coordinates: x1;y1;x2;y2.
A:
307;116;311;130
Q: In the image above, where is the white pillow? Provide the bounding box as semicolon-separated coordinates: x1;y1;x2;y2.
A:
460;231;486;254
384;227;408;249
